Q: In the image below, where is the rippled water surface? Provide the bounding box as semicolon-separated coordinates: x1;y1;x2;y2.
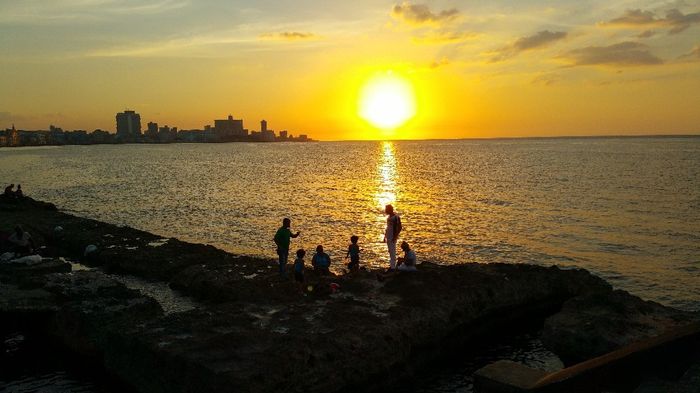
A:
1;138;698;310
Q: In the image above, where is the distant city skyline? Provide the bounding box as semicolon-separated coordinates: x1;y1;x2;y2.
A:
1;1;699;140
0;110;309;147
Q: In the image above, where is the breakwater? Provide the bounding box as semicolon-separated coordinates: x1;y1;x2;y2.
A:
1;197;698;392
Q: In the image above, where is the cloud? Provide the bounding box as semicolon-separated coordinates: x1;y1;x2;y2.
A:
678;45;700;60
562;42;663;67
490;30;567;62
412;30;476;44
0;0;189;24
603;8;700;34
637;30;656;38
665;9;700;34
87;32;256;57
429;58;450;69
531;73;562;86
259;32;318;41
607;9;658;25
391;2;459;26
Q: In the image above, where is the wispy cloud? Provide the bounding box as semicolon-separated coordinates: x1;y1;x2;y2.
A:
412;30;476;44
531;73;562;86
561;42;663;67
678;45;700;61
259;32;319;41
86;31;256;57
391;2;459;26
490;30;567;62
602;8;700;34
0;0;189;24
429;58;450;69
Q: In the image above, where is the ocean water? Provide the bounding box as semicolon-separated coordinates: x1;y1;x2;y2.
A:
0;138;698;311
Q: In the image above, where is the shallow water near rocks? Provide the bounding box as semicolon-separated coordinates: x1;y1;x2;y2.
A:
69;262;197;315
0;332;131;393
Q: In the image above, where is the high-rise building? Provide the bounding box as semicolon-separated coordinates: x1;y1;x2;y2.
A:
214;115;245;140
261;120;268;133
116;110;142;139
145;122;159;139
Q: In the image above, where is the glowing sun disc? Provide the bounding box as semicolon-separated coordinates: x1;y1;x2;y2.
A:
359;73;416;129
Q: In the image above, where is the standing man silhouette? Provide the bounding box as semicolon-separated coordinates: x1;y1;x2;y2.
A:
383;204;402;271
274;218;300;277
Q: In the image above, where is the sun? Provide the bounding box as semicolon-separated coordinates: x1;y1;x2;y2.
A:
358;72;416;130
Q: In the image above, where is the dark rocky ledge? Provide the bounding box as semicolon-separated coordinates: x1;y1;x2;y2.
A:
1;197;697;392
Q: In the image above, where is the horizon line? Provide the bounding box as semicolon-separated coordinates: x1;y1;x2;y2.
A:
322;133;700;142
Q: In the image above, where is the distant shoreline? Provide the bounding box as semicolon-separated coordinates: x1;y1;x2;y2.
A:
1;133;698;148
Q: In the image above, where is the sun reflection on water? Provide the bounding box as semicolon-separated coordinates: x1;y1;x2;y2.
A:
373;141;398;246
375;141;397;209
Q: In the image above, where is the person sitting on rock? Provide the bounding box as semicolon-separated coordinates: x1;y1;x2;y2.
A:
311;245;331;275
8;225;35;255
397;241;417;272
15;184;23;198
3;184;14;197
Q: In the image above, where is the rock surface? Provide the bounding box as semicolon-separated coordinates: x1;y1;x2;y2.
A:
2;197;698;393
542;289;697;365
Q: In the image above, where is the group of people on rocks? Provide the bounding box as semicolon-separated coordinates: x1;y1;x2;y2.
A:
3;184;24;198
273;204;418;286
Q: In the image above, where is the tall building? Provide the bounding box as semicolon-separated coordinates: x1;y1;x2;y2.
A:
145;122;159;139
261;120;267;133
214;115;246;140
116;110;142;139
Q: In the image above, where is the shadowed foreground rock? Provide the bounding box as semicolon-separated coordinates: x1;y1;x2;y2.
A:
1;197;697;393
542;290;697;365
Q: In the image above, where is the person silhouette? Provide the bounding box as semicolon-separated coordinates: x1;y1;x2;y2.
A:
312;245;331;275
383;204;402;271
273;218;300;277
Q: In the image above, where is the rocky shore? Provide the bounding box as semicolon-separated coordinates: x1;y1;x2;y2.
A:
1;197;698;392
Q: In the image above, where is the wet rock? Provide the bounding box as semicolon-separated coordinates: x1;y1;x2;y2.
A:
542;289;698;365
40;271;163;356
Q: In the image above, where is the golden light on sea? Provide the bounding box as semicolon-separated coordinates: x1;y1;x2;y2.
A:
374;141;398;241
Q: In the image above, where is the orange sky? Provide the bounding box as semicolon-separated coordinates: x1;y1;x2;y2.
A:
1;1;699;140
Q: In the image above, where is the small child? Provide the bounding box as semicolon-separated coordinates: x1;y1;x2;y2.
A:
293;249;306;290
345;235;360;271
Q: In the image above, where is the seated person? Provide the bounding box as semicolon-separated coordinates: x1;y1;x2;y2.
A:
3;184;14;197
8;225;35;255
397;241;417;272
311;245;331;275
15;184;23;198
